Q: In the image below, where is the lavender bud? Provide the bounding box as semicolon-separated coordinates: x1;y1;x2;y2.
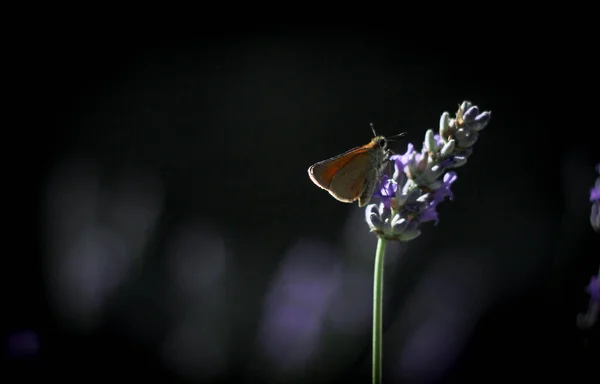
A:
440;139;456;156
365;204;384;231
469;111;492;132
397;223;421;241
460;100;472;112
439;112;451;139
463;105;480;122
425;129;437;153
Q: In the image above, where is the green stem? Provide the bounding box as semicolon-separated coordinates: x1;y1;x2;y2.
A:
372;237;387;384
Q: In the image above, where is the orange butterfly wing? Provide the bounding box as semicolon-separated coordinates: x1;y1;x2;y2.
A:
308;147;372;203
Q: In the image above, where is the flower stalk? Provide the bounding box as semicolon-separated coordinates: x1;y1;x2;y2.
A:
372;237;387;384
366;101;492;384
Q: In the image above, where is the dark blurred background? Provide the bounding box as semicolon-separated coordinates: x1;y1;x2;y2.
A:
8;25;600;383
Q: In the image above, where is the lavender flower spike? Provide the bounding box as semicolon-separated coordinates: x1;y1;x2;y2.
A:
365;101;491;241
590;163;600;232
577;275;600;329
577;164;600;329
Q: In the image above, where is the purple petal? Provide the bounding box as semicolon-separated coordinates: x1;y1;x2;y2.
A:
439;156;455;168
391;155;409;182
587;276;600;303
433;188;451;203
415;151;428;172
590;187;600;202
379;195;393;209
395;144;415;168
372;175;387;198
373;175;398;209
443;172;458;185
432;172;458;202
390;155;408;180
384;179;398;196
419;201;439;225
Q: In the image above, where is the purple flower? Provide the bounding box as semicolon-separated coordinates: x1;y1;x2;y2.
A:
577;274;600;330
590;163;600;232
364;101;491;241
419;200;440;225
590;164;600;202
372;175;397;209
586;275;600;303
578;164;600;328
433;172;457;203
396;143;415;170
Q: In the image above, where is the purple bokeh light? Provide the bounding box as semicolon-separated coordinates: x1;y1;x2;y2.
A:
258;239;341;374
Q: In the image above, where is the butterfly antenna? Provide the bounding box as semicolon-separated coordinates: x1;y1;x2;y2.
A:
370;123;378;137
387;132;407;139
